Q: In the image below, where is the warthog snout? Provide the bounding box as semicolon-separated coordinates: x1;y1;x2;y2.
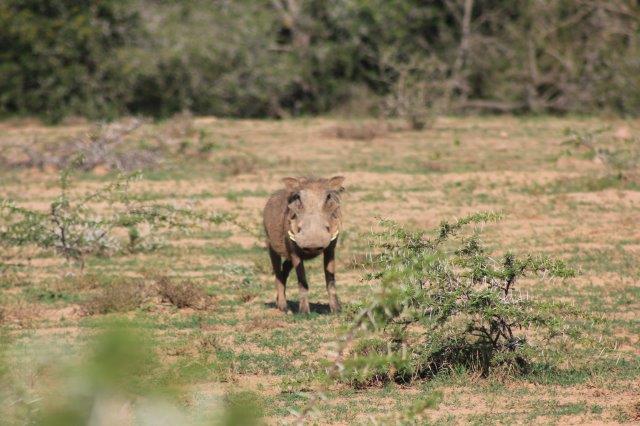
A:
287;214;339;253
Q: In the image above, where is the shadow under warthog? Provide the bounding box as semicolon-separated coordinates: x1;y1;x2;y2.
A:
263;301;332;315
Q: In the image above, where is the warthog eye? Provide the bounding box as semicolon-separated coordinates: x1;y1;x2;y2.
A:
288;192;302;209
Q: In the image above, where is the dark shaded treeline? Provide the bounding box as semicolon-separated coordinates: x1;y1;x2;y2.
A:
1;0;639;122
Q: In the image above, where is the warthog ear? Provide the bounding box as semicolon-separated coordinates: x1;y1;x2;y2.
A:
328;175;345;192
282;177;301;192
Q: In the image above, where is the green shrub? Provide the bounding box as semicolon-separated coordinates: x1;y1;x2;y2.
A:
340;212;578;387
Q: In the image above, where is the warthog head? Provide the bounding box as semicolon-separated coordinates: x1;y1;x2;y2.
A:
283;176;345;255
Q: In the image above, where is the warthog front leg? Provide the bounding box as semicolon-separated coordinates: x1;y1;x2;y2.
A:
292;255;310;314
269;246;291;312
323;242;341;313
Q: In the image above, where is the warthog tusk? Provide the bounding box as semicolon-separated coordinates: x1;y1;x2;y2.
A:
289;230;338;243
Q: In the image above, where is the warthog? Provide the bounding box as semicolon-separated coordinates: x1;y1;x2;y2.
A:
263;176;345;314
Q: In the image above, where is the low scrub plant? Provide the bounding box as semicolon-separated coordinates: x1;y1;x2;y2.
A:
338;212;578;387
83;275;213;315
0;160;235;268
0;115;215;172
562;127;640;185
379;54;446;130
155;276;210;310
83;278;149;315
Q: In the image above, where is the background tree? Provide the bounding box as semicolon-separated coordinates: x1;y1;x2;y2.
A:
0;0;140;122
1;0;639;121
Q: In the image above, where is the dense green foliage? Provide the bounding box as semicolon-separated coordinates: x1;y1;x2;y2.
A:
0;0;140;121
1;0;639;121
340;213;578;387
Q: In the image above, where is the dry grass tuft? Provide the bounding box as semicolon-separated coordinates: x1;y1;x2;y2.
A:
215;153;260;176
155;276;210;310
83;278;148;315
243;317;287;332
330;122;387;141
632;401;640;422
159;111;197;141
0;299;43;328
239;292;257;303
416;160;448;172
62;273;105;291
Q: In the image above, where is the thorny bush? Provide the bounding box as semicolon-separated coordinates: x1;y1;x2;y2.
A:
339;212;578;387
